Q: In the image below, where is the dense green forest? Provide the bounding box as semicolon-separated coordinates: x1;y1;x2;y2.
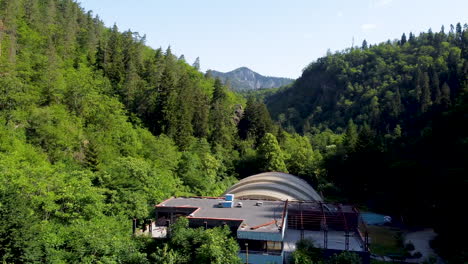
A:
0;0;321;263
265;25;468;263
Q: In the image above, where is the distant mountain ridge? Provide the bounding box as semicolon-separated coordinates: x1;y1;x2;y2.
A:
207;67;294;91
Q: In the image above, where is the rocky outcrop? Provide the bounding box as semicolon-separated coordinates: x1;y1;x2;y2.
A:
207;67;294;91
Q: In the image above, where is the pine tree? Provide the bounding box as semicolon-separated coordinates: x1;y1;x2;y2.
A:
414;69;423;103
420;71;432;112
393;124;402;138
362;39;368;49
24;0;41;28
79;11;99;64
1;0;21;64
192;57;200;70
391;88;403;117
431;71;441;104
343;119;358;151
192;89;210;138
61;0;79;58
106;24;125;87
409;32;416;44
209;79;234;148
456;22;462;43
156;60;178;135
258;133;288;173
400;33;407;45
238;97;274;143
441;82;451;107
173;75;195;149
355;124;375;153
212;78;226;103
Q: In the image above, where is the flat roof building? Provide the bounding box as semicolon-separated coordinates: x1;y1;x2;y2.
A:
150;173;370;264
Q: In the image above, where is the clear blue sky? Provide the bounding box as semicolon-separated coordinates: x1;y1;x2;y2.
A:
78;0;467;78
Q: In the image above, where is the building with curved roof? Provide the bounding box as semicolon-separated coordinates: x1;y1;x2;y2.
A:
223;172;322;201
152;172;370;264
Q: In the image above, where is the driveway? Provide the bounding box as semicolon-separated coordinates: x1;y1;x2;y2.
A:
404;229;444;263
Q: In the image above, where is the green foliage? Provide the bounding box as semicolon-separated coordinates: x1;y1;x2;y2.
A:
238;97;275;143
150;244;181;264
290;240;363;264
267;24;468;262
99;156;178;218
281;132;321;179
327;252;362;264
167;218;242;264
267;26;468;134
258;133;288;172
209;78;236;148
3;0;465;262
40;216;148;263
343;119;358;151
290;239;323;264
0;185;41;263
0;1;248;262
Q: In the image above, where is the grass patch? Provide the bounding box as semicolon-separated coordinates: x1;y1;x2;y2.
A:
367;225;406;256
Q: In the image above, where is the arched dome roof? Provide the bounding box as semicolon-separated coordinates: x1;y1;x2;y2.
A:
224;172;322;201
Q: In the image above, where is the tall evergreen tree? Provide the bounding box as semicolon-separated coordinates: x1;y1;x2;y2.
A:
106;24;125;87
391;88;403;118
173;76;195;149
192;89;210;138
415;69;423;103
156;53;178;135
258;133;288;173
431;71;441;104
441;82;451;107
409;32;416;44
192;57;200;70
420;71;432;112
362;39;368;49
209;79;234;148
343;119;358;151
238;97;274;143
400;33;407;45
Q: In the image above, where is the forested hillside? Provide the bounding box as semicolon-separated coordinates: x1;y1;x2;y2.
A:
267;26;468;134
0;0;320;262
266;26;468;263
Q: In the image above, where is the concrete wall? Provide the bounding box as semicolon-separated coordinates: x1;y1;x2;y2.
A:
237;230;283;241
239;252;283;264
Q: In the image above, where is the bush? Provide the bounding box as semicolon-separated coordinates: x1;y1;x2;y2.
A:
327;252;362;264
290;239;323;264
405;242;415;251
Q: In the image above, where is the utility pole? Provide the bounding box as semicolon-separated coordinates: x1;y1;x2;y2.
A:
132;218;137;236
245;242;249;264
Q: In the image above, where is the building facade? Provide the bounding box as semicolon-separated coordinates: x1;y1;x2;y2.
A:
151;173;370;264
